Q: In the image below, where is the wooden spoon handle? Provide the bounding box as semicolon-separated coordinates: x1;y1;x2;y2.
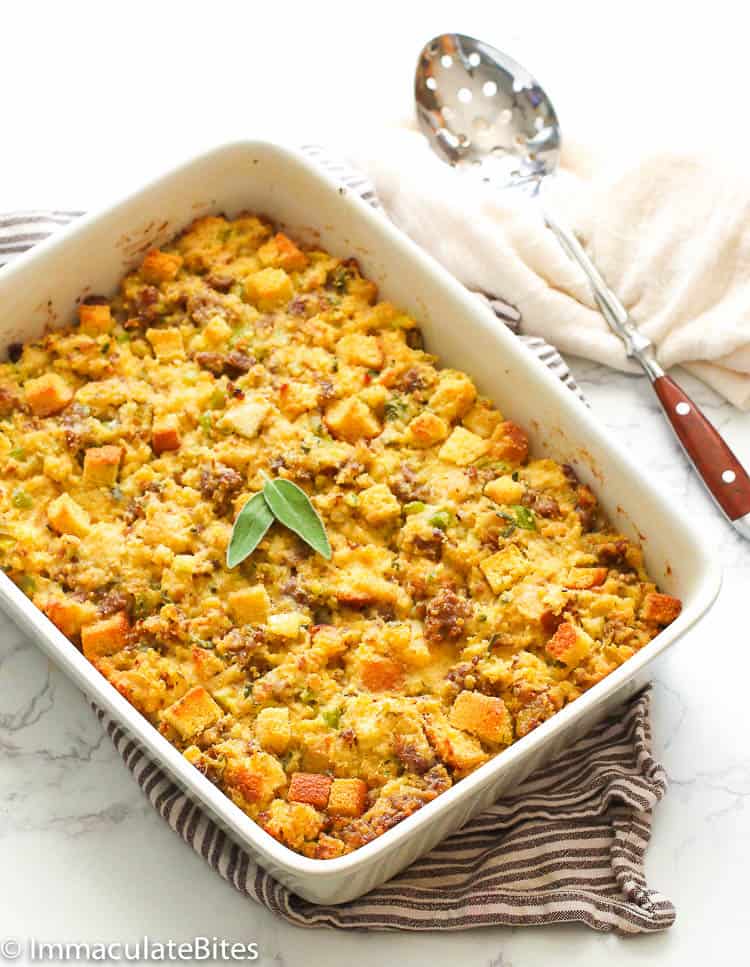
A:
652;375;750;530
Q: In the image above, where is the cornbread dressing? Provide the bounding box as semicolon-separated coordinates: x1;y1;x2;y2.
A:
0;214;681;858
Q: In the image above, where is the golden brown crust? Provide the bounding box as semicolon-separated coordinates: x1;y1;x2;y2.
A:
0;213;680;859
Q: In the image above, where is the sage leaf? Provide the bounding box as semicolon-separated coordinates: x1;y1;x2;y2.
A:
226;491;274;568
262;478;332;560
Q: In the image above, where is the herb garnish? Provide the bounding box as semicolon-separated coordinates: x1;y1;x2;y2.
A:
226;491;274;568
498;504;537;532
226;478;331;569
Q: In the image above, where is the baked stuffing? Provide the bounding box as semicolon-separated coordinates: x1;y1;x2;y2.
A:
0;213;681;858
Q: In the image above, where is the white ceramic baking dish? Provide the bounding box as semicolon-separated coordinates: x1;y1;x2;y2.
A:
0;141;721;904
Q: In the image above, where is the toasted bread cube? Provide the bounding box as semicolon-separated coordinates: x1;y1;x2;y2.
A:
278;381;320;419
0;382;19;417
288;772;332;809
141;248;183;284
314;833;347;859
428;371;477;422
44;597;97;638
152;416;181;454
203;315;233;346
408;410;449;448
324;397;380;443
262;800;325;850
267;611;307;638
449;691;513;745
462;401;503;438
480;544;528;594
225;751;286;806
423;714;488;774
78;303;113;335
642;592;682;625
244;267;293;310
82;445;122;486
484;475;525;505
327;778;368;818
228;585;269;625
217;397;270;438
162;685;222;740
255;706;291;755
47;493;90;537
438;426;488;466
258;232;309;272
385;622;431;668
358;483;400;525
515;692;557;738
487;421;529;465
24;373;73;417
546;622;594;667
146;327;185;362
81;612;129;659
564;567;608;590
337;332;383;370
359;656;403;692
191;643;223;678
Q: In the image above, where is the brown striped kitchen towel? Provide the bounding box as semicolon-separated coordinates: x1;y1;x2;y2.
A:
93;687;673;934
0;158;672;933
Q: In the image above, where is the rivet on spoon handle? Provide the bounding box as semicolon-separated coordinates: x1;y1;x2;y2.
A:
651;376;750;538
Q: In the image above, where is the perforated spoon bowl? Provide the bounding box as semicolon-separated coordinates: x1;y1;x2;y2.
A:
415;32;750;540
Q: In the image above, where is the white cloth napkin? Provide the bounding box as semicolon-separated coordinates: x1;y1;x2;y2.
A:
347;125;750;409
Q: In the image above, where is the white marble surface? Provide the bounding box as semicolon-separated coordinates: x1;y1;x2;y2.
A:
2;2;749;964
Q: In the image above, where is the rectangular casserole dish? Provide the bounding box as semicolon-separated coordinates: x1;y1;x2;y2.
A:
0;141;721;904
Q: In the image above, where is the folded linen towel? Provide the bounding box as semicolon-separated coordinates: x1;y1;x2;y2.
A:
0;181;673;933
347;124;750;409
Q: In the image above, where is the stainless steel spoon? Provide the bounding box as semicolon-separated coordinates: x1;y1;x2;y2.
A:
415;32;750;540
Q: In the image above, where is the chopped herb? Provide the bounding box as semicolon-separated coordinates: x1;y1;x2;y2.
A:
475;457;510;472
429;509;453;531
511;470;519;481
115;331;131;344
329;266;350;293
244;683;253;698
299;687;317;705
498;505;536;531
191;636;215;650
383;397;407;422
133;594;150;619
11;488;33;509
9;448;26;461
17;574;36;594
344;492;359;507
320;706;342;729
403;500;425;516
101;341;111;353
229;324;253;348
199;412;213;433
111;484;124;502
508;504;536;530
